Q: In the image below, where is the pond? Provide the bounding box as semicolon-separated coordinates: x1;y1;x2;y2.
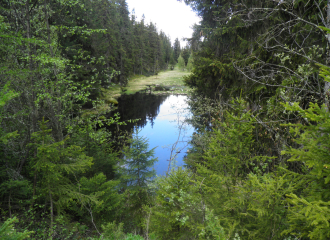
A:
111;93;194;176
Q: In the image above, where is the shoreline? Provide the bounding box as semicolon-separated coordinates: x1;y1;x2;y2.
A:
83;68;192;116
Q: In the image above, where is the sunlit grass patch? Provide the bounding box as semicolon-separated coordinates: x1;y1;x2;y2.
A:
83;67;192;116
102;67;191;98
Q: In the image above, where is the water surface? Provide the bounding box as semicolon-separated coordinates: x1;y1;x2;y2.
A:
113;93;193;175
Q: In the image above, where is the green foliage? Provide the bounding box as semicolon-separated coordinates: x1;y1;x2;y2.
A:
181;46;190;65
199;208;226;240
19;206;85;239
237;172;294;239
173;38;181;63
178;1;330;238
100;221;126;240
186;53;194;72
118;128;157;233
177;54;186;71
150;167;203;239
169;53;176;70
0;83;19;110
200;98;272;185
29;118;95;228
0;83;19;144
91;221;145;240
3;0;330;238
318;63;330;89
67;114;122;180
0;217;33;240
191;99;284;238
281;102;330;239
0;0;186;237
125;234;145;240
79;173;122;224
119;129;158;190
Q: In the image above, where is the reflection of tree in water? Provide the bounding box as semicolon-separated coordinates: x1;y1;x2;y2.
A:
107;92;169;134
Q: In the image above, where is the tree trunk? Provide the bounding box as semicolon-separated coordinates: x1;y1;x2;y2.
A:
44;0;64;142
8;190;12;218
26;0;37;134
49;185;54;234
31;168;37;208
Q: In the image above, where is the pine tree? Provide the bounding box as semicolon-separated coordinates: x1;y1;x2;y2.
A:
194;99;274;238
169;53;176;70
0;83;19;143
173;38;181;63
29;119;94;231
177;54;185;71
118;128;157;233
281;100;330;240
150;168;203;240
186;53;194;72
119;129;157;189
181;46;190;65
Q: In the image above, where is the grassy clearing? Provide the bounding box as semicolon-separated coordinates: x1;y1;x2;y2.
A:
102;66;192;100
84;67;192;116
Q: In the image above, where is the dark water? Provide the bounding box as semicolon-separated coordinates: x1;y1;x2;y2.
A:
111;93;194;175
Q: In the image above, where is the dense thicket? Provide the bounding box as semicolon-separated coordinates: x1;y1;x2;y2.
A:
0;0;176;238
154;0;330;239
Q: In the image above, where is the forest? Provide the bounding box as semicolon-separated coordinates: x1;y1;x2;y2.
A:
1;0;330;239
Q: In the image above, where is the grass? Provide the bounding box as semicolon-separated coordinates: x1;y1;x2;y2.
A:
102;66;192;99
84;67;192;116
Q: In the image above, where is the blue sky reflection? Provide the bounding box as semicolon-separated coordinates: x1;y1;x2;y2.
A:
137;95;194;175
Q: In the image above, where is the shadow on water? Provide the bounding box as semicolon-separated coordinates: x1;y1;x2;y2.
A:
109;92;169;131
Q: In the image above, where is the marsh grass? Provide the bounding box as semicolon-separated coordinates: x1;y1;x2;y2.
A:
84;67;192;116
104;67;191;96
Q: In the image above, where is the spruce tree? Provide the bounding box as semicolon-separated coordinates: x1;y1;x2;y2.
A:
181;46;190;65
118;128;157;233
281;100;330;240
29;119;94;231
173;38;181;63
150;168;203;239
0;83;19;143
119;129;157;189
186;53;194;72
169;53;176;70
195;99;274;238
177;54;186;71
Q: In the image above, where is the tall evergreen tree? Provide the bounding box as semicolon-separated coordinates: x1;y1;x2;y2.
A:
118;129;157;233
29;119;94;231
181;46;190;65
177;53;186;71
186;53;194;71
173;38;181;63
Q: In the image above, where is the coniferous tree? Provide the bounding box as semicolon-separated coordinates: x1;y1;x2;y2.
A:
173;38;181;63
0;217;33;239
281;100;330;240
177;54;186;71
169;53;176;70
0;83;19;143
186;53;194;72
29;119;94;231
150;168;203;239
181;46;190;65
118;129;157;233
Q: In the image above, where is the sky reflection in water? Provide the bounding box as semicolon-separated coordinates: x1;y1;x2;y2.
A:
137;95;194;176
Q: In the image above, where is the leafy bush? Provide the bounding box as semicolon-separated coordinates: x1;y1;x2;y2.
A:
125;233;144;240
100;221;126;240
0;217;33;240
